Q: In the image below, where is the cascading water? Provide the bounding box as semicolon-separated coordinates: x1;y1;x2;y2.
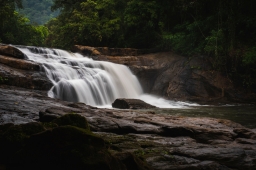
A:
16;46;143;107
15;45;199;108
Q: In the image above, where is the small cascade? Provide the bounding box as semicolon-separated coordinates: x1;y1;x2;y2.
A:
16;46;143;106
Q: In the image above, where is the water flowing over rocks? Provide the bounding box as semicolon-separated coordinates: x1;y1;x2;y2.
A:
0;44;256;169
73;45;256;104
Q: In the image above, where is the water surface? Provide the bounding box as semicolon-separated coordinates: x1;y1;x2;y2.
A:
153;105;256;128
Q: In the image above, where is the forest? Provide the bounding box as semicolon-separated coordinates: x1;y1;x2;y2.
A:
17;0;59;25
0;0;256;90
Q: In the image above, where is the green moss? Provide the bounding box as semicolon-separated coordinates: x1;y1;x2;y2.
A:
42;122;58;129
0;122;45;162
0;123;14;134
0;76;8;83
139;141;156;148
11;125;125;170
52;114;90;130
134;149;145;157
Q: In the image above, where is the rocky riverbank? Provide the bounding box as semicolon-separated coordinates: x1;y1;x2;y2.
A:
0;44;256;169
1;85;256;169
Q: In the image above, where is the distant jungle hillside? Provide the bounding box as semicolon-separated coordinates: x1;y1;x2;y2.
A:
0;0;256;90
18;0;59;25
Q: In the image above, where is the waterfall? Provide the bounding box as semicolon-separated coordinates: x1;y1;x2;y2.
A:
15;45;199;108
16;46;143;107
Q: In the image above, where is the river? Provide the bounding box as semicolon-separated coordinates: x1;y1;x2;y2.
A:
152;104;256;128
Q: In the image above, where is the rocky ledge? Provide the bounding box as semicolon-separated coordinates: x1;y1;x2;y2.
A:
0;85;256;169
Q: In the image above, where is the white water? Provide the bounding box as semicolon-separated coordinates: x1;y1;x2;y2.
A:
16;46;198;108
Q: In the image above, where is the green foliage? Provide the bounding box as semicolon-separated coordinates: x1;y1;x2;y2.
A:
17;0;59;25
0;76;8;82
243;47;256;65
0;0;49;46
1;0;256;89
46;0;123;49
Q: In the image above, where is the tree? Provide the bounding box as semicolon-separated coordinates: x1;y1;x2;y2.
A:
0;0;49;46
47;0;125;49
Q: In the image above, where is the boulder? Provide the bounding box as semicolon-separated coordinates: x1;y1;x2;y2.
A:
0;114;152;170
0;44;25;59
0;122;45;162
10;126;125;170
112;98;157;109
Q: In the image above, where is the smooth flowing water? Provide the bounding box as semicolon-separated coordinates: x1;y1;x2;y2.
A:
16;45;195;108
15;46;256;128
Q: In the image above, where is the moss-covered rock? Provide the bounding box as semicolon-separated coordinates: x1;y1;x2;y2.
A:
0;114;153;170
0;122;45;162
11;125;125;170
114;152;153;170
52;113;90;130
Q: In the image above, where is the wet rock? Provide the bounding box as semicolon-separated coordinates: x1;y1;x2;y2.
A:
10;126;123;170
114;152;153;170
39;111;60;122
52;114;90;130
1;82;256;169
0;44;25;59
172;146;256;170
0;55;40;71
0;122;45;162
0;45;52;90
112;98;157;109
0;62;52;90
234;128;256;139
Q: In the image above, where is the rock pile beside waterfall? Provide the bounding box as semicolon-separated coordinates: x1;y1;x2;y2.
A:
0;44;256;169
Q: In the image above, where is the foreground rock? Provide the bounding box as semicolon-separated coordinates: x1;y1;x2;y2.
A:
112;98;156;109
0;85;256;169
0;44;256;169
0;114;151;170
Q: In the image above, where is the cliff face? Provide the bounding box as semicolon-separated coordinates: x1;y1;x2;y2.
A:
73;45;256;104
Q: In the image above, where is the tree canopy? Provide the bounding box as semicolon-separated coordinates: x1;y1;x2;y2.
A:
17;0;59;25
0;0;255;89
0;0;49;46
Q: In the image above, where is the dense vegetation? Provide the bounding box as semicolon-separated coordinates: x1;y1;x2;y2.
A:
0;0;255;89
18;0;59;25
0;0;48;46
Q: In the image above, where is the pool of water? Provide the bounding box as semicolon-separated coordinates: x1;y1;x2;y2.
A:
152;105;256;128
